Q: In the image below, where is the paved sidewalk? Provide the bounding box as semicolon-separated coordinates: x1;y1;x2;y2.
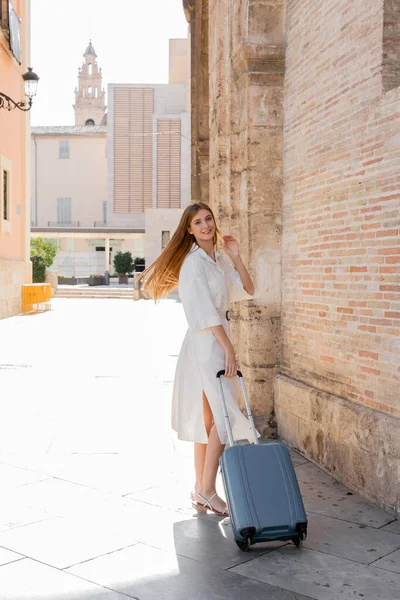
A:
0;298;398;600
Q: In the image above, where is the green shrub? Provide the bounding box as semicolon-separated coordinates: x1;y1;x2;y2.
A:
31;256;46;283
113;251;134;275
30;238;57;268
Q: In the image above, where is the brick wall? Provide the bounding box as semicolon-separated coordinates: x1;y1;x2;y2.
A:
282;0;400;419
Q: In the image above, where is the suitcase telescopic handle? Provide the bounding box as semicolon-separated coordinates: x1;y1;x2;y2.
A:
216;370;259;447
217;370;243;378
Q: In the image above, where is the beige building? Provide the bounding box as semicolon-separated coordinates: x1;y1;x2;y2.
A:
31;38;190;274
0;0;32;320
185;0;400;515
106;40;191;266
30;124;143;276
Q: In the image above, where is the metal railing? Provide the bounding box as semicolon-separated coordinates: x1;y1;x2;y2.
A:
32;221;127;229
47;221;80;227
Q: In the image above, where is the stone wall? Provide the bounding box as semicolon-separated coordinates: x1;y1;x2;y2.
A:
185;0;400;513
279;0;400;514
0;259;30;320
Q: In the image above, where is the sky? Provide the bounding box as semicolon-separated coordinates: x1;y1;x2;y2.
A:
30;0;188;126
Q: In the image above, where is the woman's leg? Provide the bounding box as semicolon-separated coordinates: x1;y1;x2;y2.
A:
194;392;228;515
193;392;213;493
199;424;227;514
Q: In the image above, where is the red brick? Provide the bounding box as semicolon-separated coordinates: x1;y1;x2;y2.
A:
361;366;381;376
359;350;379;360
350;266;368;272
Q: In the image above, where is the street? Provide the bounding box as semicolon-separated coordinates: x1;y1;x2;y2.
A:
0;298;398;600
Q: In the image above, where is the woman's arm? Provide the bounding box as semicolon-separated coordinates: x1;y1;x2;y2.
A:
223;236;255;296
208;324;237;377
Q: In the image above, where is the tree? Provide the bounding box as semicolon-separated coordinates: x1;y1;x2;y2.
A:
113;251;134;275
30;238;57;268
30;238;58;283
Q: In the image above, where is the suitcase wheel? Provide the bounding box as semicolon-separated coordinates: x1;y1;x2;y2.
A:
292;532;304;548
236;537;251;552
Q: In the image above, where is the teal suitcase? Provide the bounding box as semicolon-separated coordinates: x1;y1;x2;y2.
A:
217;370;308;552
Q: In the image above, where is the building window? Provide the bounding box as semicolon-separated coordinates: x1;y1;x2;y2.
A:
3;169;9;220
85;118;95;126
88;86;92;96
57;197;72;225
0;155;12;234
161;230;170;249
7;2;22;64
157;119;181;208
88;63;92;75
59;140;70;159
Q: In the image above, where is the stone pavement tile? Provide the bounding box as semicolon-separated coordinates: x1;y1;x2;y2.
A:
303;512;400;564
23;453;173;496
68;543;311;600
371;549;400;574
381;520;400;535
1;477;124;525
296;463;393;528
0;462;49;487
0;517;139;570
231;545;400;600
164;513;287;570
0;546;24;567
290;448;309;467
0;483;55;533
0;558;130;599
83;495;267;569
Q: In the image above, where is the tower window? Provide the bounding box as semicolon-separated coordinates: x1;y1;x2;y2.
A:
85;119;95;126
95;88;98;98
88;63;93;75
88;86;92;96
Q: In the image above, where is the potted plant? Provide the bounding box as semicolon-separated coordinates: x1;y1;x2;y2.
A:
113;251;134;284
134;256;146;272
88;274;105;286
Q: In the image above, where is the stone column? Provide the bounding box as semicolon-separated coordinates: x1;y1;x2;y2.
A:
105;237;110;272
183;0;210;203
208;0;286;435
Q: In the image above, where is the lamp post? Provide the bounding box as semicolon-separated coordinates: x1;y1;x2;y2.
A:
0;67;39;112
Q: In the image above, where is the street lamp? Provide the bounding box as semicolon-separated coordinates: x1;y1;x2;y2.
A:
0;67;39;112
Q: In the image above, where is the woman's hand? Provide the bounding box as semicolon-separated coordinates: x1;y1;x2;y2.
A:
224;345;237;378
222;235;240;259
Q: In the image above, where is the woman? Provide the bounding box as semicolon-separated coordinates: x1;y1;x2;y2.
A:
142;202;256;517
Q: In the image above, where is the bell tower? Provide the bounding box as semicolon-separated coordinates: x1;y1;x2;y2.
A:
74;40;106;126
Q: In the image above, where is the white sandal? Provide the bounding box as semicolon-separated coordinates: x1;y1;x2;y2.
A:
197;492;229;516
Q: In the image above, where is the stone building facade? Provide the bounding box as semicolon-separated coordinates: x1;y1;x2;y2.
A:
184;0;400;515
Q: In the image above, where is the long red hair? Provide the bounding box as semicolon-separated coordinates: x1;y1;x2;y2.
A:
140;202;220;300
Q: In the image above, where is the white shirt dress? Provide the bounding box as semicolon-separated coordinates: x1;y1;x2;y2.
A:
171;244;257;445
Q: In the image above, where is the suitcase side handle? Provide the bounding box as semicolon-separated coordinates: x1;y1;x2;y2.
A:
216;370;259;447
